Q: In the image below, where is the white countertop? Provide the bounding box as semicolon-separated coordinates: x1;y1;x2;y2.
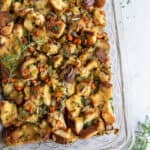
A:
121;1;150;149
121;0;150;126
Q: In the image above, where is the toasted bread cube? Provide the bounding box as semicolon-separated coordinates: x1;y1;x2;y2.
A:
54;129;70;139
77;19;86;31
66;95;82;119
84;29;97;46
48;111;66;130
86;60;98;71
40;69;48;80
49;21;66;38
87;34;97;46
23;100;37;113
0;35;7;47
32;27;48;43
94;8;106;26
53;55;63;68
80;67;90;78
79;53;91;64
76;82;91;97
1;22;14;36
29;85;51;106
102;102;115;125
13;24;24;38
24;16;34;31
96;40;110;51
49;0;67;11
90;90;104;107
39;120;51;141
0;101;17;127
21;58;38;80
24;12;45;31
72;6;80;15
79;124;99;139
3;83;14;96
52;129;76;144
35;0;49;12
1;0;12;11
91;86;112;107
65;81;76;96
75;117;84;134
14;79;24;92
97;120;105;134
42;84;51;106
3;124;40;146
24;86;30;100
101;86;112;100
84;108;100;123
36;53;48;64
43;43;60;55
68;44;76;54
66;95;82;111
0;46;9;57
25;114;38;123
99;72;110;82
70;109;81;120
51;77;60;91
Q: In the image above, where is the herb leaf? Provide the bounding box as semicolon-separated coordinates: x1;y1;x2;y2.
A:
0;37;46;78
83;121;92;129
132;116;150;150
81;97;86;106
53;25;59;33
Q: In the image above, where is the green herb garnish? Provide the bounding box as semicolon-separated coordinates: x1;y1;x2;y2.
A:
0;37;46;78
19;109;29;119
47;59;53;66
76;76;85;82
27;32;31;44
53;25;59;33
132;116;150;150
16;36;25;50
81;98;86;106
84;121;92;129
41;105;50;115
120;0;131;8
31;89;36;96
0;37;25;77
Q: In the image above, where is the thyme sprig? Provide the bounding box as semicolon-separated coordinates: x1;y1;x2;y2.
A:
0;36;46;78
132;116;150;150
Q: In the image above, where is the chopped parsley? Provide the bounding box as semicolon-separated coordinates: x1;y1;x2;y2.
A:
81;97;86;106
41;105;50;115
31;89;36;96
53;25;59;33
47;59;53;66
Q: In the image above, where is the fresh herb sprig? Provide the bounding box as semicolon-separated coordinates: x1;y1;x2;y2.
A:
0;36;46;78
132;116;150;150
120;0;131;8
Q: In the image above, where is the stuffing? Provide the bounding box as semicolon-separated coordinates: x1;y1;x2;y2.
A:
0;0;114;146
0;101;17;127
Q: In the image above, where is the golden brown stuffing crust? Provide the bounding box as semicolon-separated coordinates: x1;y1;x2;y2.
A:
0;0;115;146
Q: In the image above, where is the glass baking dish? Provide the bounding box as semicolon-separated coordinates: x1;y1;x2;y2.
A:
0;0;134;149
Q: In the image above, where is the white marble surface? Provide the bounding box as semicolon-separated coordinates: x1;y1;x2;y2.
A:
121;0;150;127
